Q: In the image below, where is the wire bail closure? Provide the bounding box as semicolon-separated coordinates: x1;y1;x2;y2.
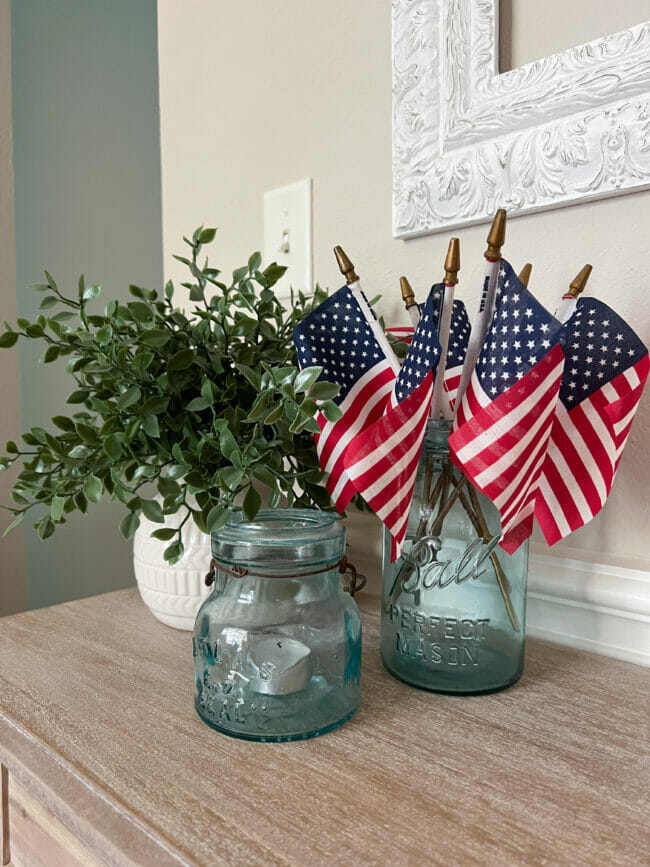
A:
204;555;366;598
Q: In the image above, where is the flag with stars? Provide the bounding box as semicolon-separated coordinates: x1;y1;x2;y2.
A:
343;287;443;559
439;297;471;412
293;286;397;512
534;298;648;545
449;260;565;554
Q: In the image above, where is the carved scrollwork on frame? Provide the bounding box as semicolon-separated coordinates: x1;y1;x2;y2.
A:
392;0;650;237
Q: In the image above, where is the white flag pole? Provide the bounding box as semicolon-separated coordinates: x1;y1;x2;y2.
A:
555;264;592;324
400;276;421;328
454;209;507;416
334;246;401;377
431;238;460;421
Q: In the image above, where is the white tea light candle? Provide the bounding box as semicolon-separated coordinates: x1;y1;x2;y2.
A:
249;634;312;695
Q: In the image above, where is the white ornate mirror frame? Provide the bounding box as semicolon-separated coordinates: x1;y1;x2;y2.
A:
392;0;650;238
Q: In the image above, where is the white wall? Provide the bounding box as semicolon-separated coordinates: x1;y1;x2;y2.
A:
0;0;26;616
157;1;650;590
9;0;163;609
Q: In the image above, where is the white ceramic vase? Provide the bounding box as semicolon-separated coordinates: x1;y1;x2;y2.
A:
133;508;212;630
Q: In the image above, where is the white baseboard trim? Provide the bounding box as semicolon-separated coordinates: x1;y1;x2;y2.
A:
527;551;650;667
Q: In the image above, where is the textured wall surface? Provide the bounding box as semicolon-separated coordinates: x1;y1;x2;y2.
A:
0;0;26;615
157;1;649;586
10;0;163;608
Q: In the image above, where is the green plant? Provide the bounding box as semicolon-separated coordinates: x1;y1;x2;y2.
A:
0;228;344;563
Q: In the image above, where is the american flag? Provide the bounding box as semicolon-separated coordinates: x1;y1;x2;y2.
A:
386;326;416;346
535;298;648;544
449;260;566;554
293;286;396;512
343;287;442;559
386;293;469;411
432;291;471;412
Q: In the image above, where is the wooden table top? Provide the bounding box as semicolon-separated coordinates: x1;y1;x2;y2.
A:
0;588;647;866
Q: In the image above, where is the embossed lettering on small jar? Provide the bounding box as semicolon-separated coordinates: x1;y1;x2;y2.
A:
193;509;362;741
381;420;528;694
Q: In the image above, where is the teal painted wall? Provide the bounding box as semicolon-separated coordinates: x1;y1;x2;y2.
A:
11;0;163;608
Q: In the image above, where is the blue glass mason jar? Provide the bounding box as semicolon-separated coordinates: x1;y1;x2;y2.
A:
193;509;362;741
381;420;528;694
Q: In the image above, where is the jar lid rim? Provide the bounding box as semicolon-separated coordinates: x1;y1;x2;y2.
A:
211;507;343;547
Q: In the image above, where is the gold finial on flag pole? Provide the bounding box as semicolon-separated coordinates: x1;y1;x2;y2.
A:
567;264;592;298
518;263;533;287
400;276;417;309
484;209;507;261
334;246;359;285
444;238;460;286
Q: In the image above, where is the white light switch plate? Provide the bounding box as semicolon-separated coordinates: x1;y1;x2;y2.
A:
263;179;312;301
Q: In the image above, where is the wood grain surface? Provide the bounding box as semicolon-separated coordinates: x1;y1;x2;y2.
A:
0;588;648;866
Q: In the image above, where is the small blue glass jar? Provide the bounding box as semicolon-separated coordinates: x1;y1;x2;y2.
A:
381;420;528;694
193;509;362;741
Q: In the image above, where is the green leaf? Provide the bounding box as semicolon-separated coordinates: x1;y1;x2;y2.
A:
68;444;92;459
3;513;24;537
83;474;103;504
320;400;343;423
51;415;75;431
263;405;283;425
198;227;217;244
50;495;66;521
248;251;262;271
219;429;239;461
163;540;185;564
118;385;141;410
186;396;210;412
235;364;261;390
120;512;140;540
221;466;243;490
150;527;177;541
294;366;322;393
309;381;339;401
96;324;112;344
0;331;19;348
83;284;101;302
127;301;152;322
43;345;59;363
142;415;160;438
103;434;123;460
167;349;195;371
25;324;44;338
263;262;287;286
140;499;164;523
206;504;230;532
67;390;89;405
243;485;262;520
39;295;58;310
141;396;169;416
5;441;18;454
157;476;180;497
167;463;187;480
141;328;171;347
252;466;276;488
200;380;216;405
37;516;55;540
